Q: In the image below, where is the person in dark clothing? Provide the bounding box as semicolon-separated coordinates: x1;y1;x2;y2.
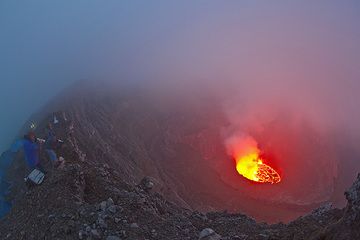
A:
23;132;41;169
45;123;58;163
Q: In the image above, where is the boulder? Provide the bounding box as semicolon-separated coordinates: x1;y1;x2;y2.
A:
100;201;107;211
199;228;222;240
107;197;114;206
108;205;117;214
130;223;139;228
139;177;154;191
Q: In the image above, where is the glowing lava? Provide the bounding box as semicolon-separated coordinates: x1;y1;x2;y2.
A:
227;135;281;184
235;152;281;184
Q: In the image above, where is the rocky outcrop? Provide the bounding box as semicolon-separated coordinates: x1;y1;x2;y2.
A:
311;174;360;240
344;173;360;222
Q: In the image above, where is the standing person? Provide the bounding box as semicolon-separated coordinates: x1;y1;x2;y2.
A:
45;123;59;165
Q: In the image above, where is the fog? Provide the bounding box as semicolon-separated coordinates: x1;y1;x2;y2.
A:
1;0;360;160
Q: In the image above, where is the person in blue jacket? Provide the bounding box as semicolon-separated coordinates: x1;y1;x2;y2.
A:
23;131;41;169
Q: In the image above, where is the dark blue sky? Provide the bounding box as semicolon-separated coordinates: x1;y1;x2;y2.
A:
1;1;360;151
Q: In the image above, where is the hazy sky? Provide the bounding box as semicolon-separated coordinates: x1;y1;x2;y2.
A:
1;1;360;151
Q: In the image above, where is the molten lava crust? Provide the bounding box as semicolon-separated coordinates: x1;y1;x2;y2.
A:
235;153;281;184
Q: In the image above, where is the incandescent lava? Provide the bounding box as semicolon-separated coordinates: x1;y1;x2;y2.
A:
227;135;281;184
234;152;281;184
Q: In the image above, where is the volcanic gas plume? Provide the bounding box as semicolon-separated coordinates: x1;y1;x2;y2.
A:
226;135;281;184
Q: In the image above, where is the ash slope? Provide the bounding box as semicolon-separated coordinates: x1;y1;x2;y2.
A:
0;113;359;240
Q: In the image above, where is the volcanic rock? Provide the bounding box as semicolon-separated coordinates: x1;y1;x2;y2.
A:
106;236;121;240
130;223;139;228
91;229;101;239
139;176;155;191
199;228;222;240
311;174;360;240
100;201;107;211
107;197;114;206
311;202;333;218
108;205;117;214
344;173;360;221
0;87;359;239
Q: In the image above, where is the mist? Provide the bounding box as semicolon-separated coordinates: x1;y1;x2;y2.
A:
1;0;360;163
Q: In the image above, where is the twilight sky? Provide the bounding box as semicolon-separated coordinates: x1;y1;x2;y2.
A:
1;1;360;151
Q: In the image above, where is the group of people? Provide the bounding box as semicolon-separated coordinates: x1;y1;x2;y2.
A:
18;111;67;183
22;122;63;175
6;112;69;184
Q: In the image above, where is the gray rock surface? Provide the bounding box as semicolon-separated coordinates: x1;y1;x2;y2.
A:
199;228;222;239
106;236;121;240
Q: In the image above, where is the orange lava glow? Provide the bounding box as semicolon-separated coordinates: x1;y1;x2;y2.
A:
234;152;281;184
230;137;281;184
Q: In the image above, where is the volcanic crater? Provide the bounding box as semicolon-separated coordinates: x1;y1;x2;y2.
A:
38;84;350;223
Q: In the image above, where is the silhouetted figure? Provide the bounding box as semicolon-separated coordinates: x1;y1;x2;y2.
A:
45;123;58;162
